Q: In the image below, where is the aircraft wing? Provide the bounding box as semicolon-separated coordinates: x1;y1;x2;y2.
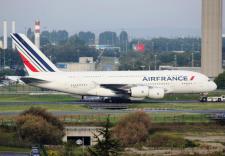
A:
100;84;131;94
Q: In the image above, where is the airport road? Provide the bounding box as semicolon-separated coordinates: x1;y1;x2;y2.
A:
0;108;225;116
0;100;199;105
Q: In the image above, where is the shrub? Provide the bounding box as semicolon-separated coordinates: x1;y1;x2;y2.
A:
21;107;64;130
147;133;197;148
113;111;151;146
16;107;64;145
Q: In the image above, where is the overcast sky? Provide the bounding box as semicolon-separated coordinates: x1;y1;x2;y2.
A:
0;0;224;38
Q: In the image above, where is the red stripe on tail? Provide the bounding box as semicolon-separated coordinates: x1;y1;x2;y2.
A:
18;51;39;72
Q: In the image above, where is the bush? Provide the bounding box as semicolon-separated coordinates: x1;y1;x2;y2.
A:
21;107;64;130
0;127;30;147
16;107;64;145
47;150;60;156
113;111;151;146
214;72;225;89
147;133;197;148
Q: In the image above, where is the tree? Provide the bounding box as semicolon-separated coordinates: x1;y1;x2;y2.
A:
88;115;122;156
21;107;64;130
119;31;128;52
99;31;119;46
214;72;225;89
113;111;151;146
16;107;64;145
41;30;69;46
78;31;95;45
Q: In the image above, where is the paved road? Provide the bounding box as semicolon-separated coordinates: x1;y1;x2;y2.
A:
1;108;225;116
0;100;225;116
0;100;201;105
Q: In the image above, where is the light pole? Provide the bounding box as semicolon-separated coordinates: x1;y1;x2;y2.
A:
166;43;169;52
174;55;177;67
191;52;194;67
152;41;154;52
154;54;157;70
140;65;145;70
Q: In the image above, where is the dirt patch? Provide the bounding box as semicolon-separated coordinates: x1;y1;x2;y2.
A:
185;135;225;143
124;136;225;156
125;144;225;156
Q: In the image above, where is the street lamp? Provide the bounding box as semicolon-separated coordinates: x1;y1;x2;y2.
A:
191;52;194;67
140;65;145;70
174;55;177;67
154;54;157;70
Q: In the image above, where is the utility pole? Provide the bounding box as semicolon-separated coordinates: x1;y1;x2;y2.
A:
125;40;128;53
192;52;194;67
166;43;169;52
152;41;154;52
174;55;177;67
154;54;157;70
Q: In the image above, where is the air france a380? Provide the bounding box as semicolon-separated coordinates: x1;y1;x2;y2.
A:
11;33;217;102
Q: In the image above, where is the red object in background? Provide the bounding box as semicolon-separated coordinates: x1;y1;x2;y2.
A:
134;43;145;52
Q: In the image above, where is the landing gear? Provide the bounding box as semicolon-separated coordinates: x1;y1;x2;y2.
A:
104;97;131;103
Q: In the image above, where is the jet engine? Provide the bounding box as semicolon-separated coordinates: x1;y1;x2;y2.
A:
130;86;164;99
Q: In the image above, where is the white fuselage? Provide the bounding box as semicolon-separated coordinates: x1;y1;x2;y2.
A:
27;70;217;98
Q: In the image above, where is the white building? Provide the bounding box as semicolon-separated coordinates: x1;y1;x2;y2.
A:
57;57;95;72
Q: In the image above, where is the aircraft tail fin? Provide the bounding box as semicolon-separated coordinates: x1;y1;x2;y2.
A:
10;33;59;75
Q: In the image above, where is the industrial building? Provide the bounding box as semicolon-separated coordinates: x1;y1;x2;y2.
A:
56;57;96;72
201;0;223;78
63;126;102;146
34;20;40;49
159;66;201;73
3;21;7;49
11;21;16;50
1;20;16;50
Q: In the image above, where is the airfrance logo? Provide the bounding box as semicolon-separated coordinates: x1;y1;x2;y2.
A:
143;75;195;82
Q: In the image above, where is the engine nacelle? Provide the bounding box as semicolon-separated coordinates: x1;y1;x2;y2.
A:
148;88;164;99
130;86;149;97
130;86;164;99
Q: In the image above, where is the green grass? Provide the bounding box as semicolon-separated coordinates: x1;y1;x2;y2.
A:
61;112;209;125
0;146;30;153
0;94;78;102
148;91;225;101
129;102;225;110
0;104;88;112
148;112;210;123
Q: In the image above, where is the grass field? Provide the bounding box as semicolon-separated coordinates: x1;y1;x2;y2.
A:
0;94;78;102
61;113;210;125
0;146;30;153
0;89;225;102
0;92;224;125
0;104;88;112
129;102;225;110
0;101;225;113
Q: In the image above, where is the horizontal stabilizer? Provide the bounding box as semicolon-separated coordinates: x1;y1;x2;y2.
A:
20;77;48;84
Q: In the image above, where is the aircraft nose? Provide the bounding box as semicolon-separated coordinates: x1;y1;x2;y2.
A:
210;81;217;91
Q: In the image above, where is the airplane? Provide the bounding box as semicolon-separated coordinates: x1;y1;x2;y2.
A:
4;76;25;85
10;33;217;102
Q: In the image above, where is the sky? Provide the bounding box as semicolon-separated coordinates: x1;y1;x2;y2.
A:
0;0;225;38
